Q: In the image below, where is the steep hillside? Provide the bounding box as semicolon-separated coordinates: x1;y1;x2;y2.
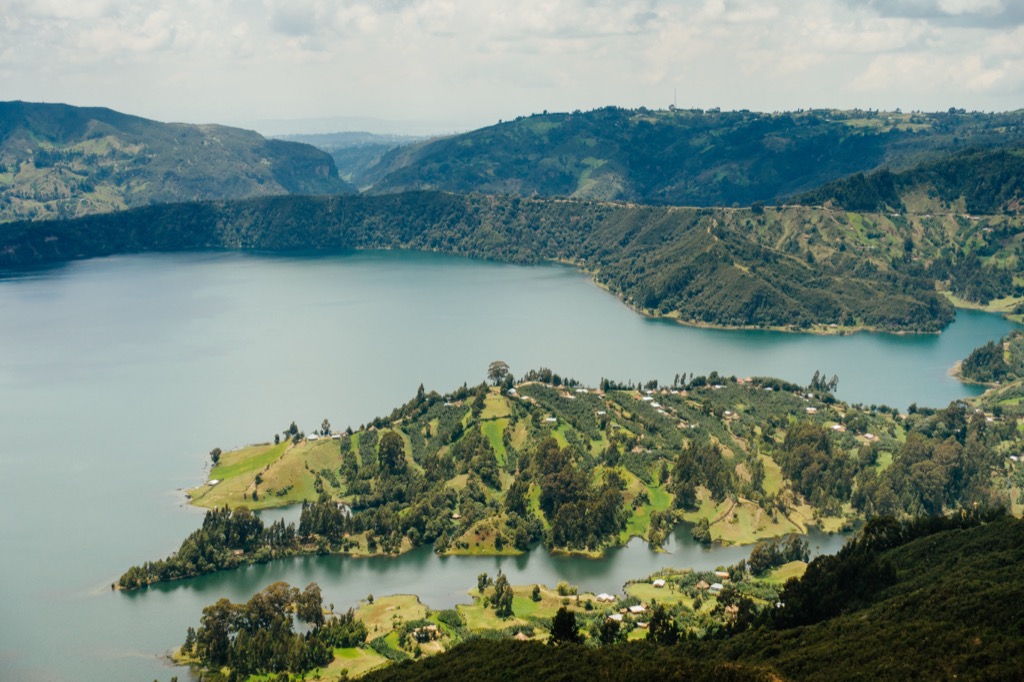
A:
361;107;1024;205
796;146;1024;215
0;101;353;222
0;191;971;332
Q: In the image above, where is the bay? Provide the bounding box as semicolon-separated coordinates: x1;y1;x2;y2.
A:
0;250;1015;681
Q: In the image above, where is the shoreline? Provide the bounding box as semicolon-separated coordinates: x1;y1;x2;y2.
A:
573;260;953;336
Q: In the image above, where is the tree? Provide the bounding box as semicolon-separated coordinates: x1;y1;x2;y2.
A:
549;607;582;645
210;447;222;465
598;617;621;645
487;360;510;386
320;418;331;437
691;517;712;545
492;573;514;618
182;626;196;655
296;582;324;627
377;431;407;476
477;572;492;594
647;604;679;645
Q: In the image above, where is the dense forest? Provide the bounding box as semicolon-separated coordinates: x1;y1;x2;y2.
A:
0;101;353;222
795;146;1024;215
10;189;1018;331
958;329;1024;384
121;360;1024;589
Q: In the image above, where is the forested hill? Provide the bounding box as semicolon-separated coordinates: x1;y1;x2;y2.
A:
365;512;1024;681
0;101;354;223
359;107;1024;205
0;191;974;331
795;146;1024;214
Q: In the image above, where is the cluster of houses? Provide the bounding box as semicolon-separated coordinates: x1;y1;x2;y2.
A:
606;602;650;627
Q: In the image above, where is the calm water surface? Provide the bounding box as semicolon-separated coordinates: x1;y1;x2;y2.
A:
0;250;1015;681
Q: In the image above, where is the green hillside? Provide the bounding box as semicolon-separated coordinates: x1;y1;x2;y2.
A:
120;366;1023;589
364;512;1024;682
796;146;1024;215
0;101;353;222
361;107;1024;206
1;191;986;332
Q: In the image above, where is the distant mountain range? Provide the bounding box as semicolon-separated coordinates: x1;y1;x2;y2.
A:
0;101;353;222
275;131;430;185
356;106;1024;207
2;101;1023;332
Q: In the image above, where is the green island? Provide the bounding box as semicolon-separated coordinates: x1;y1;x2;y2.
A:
121;352;1024;590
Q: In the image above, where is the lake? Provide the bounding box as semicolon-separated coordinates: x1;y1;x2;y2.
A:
0;250;1015;681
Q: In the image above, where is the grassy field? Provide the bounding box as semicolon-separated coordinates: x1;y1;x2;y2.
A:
188;437;346;509
480;392;511;419
621;474;674;542
459;584;591;635
449;517;524;556
758;454;785;495
357;595;428;641
763;560;808;584
480;419;509;467
318;647;389;679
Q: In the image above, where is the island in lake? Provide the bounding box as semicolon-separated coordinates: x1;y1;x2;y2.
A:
122;355;1022;587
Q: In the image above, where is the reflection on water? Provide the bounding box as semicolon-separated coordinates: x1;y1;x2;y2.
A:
0;250;1011;681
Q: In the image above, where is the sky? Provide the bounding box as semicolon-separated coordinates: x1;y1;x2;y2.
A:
2;0;1023;135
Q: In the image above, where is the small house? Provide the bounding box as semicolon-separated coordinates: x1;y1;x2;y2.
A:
628;604;646;615
652;579;666;588
608;613;624;622
710;582;724;592
695;579;710;591
714;571;730;579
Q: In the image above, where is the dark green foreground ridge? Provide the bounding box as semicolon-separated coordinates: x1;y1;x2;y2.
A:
365;512;1024;682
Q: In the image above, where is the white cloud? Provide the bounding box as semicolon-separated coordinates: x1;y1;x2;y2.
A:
0;0;1021;129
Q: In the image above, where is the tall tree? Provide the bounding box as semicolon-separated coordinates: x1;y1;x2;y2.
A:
549;607;583;645
378;431;407;476
487;360;511;386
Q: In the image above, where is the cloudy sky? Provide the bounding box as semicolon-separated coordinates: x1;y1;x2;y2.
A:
2;0;1023;134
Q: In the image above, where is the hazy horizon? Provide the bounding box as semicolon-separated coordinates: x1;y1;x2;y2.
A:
2;1;1023;135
